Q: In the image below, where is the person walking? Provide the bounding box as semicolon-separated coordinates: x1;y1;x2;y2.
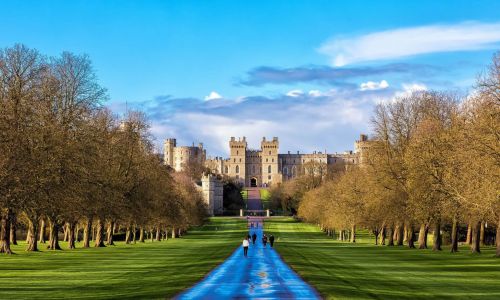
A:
252;233;257;245
269;234;275;247
262;234;268;247
242;237;249;257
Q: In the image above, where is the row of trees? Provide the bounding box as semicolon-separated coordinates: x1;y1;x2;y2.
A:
0;44;207;254
280;53;500;256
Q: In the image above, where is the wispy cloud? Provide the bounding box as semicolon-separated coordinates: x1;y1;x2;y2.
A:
111;87;418;156
240;63;437;86
319;21;500;66
360;80;389;91
204;91;223;101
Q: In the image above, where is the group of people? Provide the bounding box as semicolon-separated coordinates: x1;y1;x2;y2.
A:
242;232;275;257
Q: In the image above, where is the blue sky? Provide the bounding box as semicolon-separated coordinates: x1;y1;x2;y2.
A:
2;1;500;155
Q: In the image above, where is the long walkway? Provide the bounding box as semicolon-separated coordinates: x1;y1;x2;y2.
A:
175;217;319;299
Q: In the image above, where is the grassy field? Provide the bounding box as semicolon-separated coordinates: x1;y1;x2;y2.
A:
265;217;500;300
0;217;246;299
260;188;271;209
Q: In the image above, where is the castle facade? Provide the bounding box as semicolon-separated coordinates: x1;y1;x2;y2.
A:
207;136;370;187
164;138;206;172
164;135;371;187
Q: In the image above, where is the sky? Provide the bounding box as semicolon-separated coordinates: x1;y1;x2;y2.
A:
2;1;500;156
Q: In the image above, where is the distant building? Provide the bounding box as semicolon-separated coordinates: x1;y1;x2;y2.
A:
164;138;206;172
205;136;360;187
200;173;223;216
354;134;375;164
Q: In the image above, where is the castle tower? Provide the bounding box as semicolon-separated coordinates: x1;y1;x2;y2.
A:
261;137;279;186
164;138;176;168
229;137;247;185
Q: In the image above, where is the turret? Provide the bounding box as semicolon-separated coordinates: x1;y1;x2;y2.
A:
164;138;177;167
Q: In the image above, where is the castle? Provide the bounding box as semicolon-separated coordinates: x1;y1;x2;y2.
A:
165;135;372;188
164;138;206;172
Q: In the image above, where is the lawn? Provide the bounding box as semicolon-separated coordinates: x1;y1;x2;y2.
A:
265;217;500;300
259;188;271;209
0;217;247;299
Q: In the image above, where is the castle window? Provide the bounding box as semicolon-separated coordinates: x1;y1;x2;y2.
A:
268;175;271;180
236;165;240;173
266;158;268;162
283;167;288;175
237;150;239;155
269;151;271;155
272;158;274;163
234;158;236;162
224;166;228;173
268;165;271;173
239;158;242;162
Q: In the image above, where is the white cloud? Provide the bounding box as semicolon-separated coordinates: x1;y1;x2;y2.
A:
204;91;223;101
286;89;304;97
318;22;500;66
360;80;389;91
308;90;323;97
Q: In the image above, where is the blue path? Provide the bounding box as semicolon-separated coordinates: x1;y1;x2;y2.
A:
176;218;319;299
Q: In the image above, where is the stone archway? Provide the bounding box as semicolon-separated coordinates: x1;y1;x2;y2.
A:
250;177;257;187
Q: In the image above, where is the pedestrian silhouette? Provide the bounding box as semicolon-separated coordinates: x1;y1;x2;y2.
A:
252;233;257;245
269;234;275;247
262;234;268;247
242;237;249;257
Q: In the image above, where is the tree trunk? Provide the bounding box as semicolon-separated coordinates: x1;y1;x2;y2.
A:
83;219;91;248
396;223;404;246
132;225;137;243
403;224;408;243
164;227;168;241
350;224;356;243
26;227;32;243
155;226;161;241
465;222;472;244
139;227;145;243
379;225;386;245
125;225;132;244
471;221;481;253
75;224;80;242
387;225;394;246
0;208;13;254
407;224;415;248
178;228;182;237
26;218;39;252
372;229;379;245
47;218;61;250
10;213;17;245
496;216;500;257
63;223;69;242
171;227;176;239
418;223;428;249
106;220;115;246
451;217;458;253
432;220;442;251
94;218;105;247
480;221;485;246
39;218;46;243
67;222;76;249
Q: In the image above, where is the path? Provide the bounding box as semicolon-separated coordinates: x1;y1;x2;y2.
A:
175;217;319;299
246;188;262;210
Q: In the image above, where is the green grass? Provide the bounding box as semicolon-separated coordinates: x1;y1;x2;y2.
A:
260;188;271;209
265;217;500;300
0;217;246;299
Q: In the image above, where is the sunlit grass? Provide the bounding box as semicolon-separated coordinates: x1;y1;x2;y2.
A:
266;217;500;300
0;217;247;299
